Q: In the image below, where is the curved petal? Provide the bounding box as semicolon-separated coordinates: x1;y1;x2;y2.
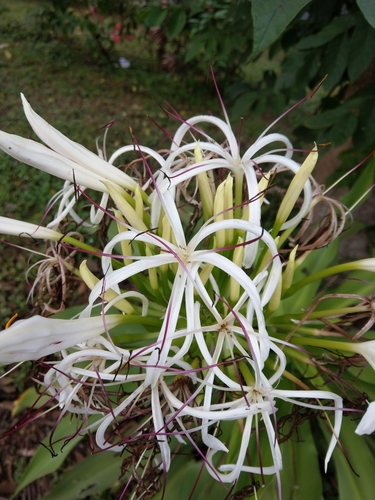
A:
0;131;109;192
21;94;137;191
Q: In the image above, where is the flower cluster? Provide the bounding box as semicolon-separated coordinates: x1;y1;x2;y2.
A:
0;91;373;497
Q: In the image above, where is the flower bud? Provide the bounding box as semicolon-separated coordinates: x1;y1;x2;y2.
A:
273;146;318;235
80;260;134;314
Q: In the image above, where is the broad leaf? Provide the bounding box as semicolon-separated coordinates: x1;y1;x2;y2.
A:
348;21;375;81
321;417;375;500
356;0;375;28
258;421;323;500
328;111;358;146
322;33;349;92
297;13;358;49
304;97;365;129
40;453;122;500
145;6;167;27
12;386;51;416
275;49;307;90
340;154;375;209
251;0;312;58
152;454;226;499
185;37;205;62
15;415;100;494
354;97;375;150
167;9;187;39
231;90;258;118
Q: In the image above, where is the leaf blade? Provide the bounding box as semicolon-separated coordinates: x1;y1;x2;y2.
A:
251;0;312;58
356;0;375;29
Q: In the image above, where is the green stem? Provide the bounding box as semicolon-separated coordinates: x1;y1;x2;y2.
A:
61;235;103;255
61;235;124;270
268;305;369;325
291;336;356;354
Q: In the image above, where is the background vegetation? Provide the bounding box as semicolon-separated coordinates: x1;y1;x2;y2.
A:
0;1;374;499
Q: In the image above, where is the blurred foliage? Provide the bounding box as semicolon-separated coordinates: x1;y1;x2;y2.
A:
27;0;375;171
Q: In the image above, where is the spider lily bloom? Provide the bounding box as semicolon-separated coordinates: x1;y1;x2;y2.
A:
151;112;313;267
84;210;282;378
0;96;143;227
355;401;375;435
204;384;342;482
47;136;167;230
181;306;342;482
0;314;124;364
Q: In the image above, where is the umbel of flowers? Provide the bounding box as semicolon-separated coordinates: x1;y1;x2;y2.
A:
0;90;374;498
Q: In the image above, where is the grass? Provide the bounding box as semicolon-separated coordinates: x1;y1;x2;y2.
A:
0;1;280;328
0;2;213;325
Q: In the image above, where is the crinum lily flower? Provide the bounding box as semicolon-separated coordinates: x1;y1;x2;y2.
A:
0;95;146;228
0;87;351;499
150;107;315;267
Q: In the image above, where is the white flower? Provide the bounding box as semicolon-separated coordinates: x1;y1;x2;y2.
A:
0;95;143;228
355;401;375;435
151;114;312;267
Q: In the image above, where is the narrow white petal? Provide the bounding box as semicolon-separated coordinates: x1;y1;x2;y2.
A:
355;402;375;435
21;94;137;191
171;115;239;159
151;385;171;470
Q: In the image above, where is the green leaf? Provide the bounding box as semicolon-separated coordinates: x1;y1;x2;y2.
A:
145;6;167;27
356;0;375;29
321;417;375;500
167;9;187;39
40;453;122;500
322;33;349;92
348;21;375;81
12;386;51;416
51;305;86;319
15;415;100;495
297;13;358;49
304;97;365;129
185;36;205;62
276;49;307;90
152;454;226;499
231;90;258;118
251;0;312;58
259;421;323;500
340;154;375;209
354;97;375;150
328;111;358;146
